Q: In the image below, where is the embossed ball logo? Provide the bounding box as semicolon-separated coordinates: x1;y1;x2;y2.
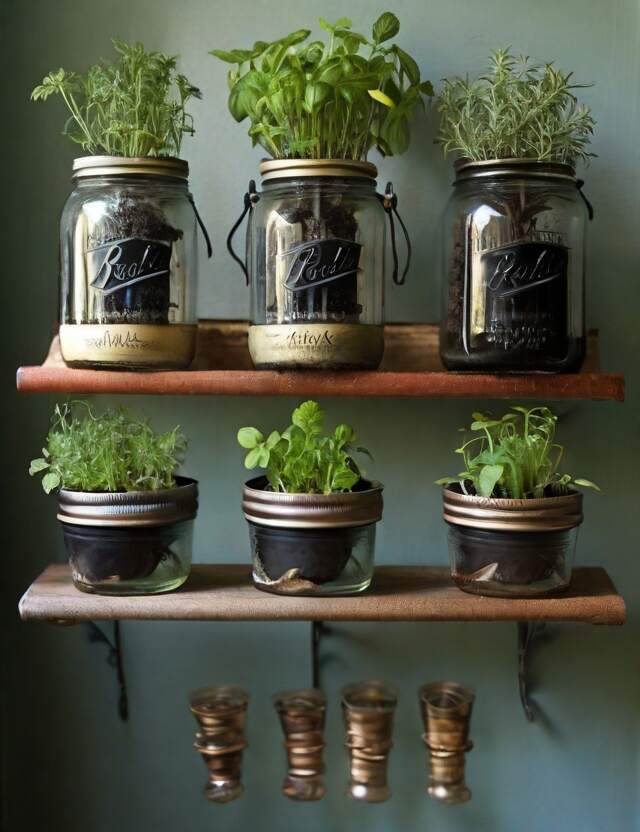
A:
88;237;172;295
282;238;362;293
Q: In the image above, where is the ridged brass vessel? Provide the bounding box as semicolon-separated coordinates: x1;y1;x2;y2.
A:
273;688;326;801
189;685;249;803
419;682;475;804
342;681;397;802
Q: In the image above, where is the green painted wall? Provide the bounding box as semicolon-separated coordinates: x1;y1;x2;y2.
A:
2;0;639;829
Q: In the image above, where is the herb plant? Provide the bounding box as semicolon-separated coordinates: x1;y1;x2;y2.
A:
436;406;599;499
211;12;432;159
29;402;186;494
238;400;369;494
437;48;595;165
31;39;201;157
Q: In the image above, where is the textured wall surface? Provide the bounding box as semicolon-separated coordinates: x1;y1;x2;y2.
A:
2;0;639;829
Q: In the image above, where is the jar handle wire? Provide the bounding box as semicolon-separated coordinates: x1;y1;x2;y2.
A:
378;182;412;285
227;180;260;285
575;180;594;221
187;195;213;259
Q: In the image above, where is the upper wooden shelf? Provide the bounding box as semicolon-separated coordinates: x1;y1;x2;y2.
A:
19;564;625;625
16;322;624;401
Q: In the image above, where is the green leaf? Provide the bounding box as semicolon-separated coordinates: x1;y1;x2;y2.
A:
244;446;264;469
237;427;263;449
478;464;503;497
419;80;434;96
372;12;400;44
573;478;601;492
435;477;458;486
265;431;281;449
42;472;61;494
292;400;324;435
392;46;420;85
29;458;49;475
210;48;258;64
304;82;332;112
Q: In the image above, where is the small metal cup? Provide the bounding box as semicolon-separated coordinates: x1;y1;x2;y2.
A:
342;681;397;803
190;685;249;803
273;688;326;801
419;682;474;804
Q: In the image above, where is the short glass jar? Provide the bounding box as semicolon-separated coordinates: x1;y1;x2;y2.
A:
242;477;383;596
244;160;388;370
59;156;200;369
440;160;588;372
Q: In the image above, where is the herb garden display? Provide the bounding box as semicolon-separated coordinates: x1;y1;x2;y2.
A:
32;40;210;369
239;400;382;594
437;405;599;596
437;49;595;372
214;13;431;369
29;402;197;594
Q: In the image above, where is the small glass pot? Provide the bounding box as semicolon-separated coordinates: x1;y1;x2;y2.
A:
230;159;409;370
59;156;203;369
440;159;589;372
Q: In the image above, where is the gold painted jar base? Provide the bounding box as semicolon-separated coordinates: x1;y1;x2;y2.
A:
60;323;196;369
248;323;384;370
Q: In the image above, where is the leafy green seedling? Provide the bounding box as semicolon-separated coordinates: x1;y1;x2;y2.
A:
211;12;432;159
437;48;595;164
238;400;370;494
436;405;600;499
32;39;201;157
30;402;186;494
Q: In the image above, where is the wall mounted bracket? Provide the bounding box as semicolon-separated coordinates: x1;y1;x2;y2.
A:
517;621;546;722
86;620;128;721
311;621;330;690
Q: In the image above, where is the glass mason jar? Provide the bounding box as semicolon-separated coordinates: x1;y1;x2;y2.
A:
440;160;588;372
59;156;201;369
242;160;390;370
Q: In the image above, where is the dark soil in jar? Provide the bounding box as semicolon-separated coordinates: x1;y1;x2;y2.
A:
440;207;584;372
248;521;355;584
61;521;179;586
448;524;572;587
279;198;361;324
89;193;182;325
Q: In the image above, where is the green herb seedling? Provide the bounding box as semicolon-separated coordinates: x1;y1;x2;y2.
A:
29;402;186;494
211;12;432;159
31;39;201;157
238;400;370;494
436;405;600;499
437;48;595;165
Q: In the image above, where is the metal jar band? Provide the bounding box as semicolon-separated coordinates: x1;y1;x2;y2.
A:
259;158;377;183
57;476;198;527
454;157;576;183
442;485;583;533
242;477;383;529
72;155;189;180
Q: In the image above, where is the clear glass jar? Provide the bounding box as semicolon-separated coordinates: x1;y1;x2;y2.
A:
247;160;387;369
440;160;588;372
59;156;199;369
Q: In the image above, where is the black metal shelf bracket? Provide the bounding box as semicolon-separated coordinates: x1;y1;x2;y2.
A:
311;621;330;690
86;620;129;721
518;621;546;722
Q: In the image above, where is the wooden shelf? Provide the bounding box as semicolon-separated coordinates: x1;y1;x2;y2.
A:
16;322;624;401
19;565;626;625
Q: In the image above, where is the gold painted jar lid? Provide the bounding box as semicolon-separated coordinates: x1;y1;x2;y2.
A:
72;155;189;180
454;157;576;182
260;158;377;183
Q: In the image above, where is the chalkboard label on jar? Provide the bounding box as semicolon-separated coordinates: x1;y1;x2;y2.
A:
283;238;362;293
474;239;569;353
87;237;172;295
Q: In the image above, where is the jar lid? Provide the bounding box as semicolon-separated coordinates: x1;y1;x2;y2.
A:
454;158;576;182
72;155;189;180
260;158;377;183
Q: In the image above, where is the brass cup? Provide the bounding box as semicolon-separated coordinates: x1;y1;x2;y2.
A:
190;685;249;803
342;681;397;803
273;689;327;801
419;682;475;805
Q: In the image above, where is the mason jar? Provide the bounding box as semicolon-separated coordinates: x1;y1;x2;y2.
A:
59;156;202;369
440;160;588;372
241;160;390;370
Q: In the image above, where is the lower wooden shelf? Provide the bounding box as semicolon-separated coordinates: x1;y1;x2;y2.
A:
19;564;626;625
